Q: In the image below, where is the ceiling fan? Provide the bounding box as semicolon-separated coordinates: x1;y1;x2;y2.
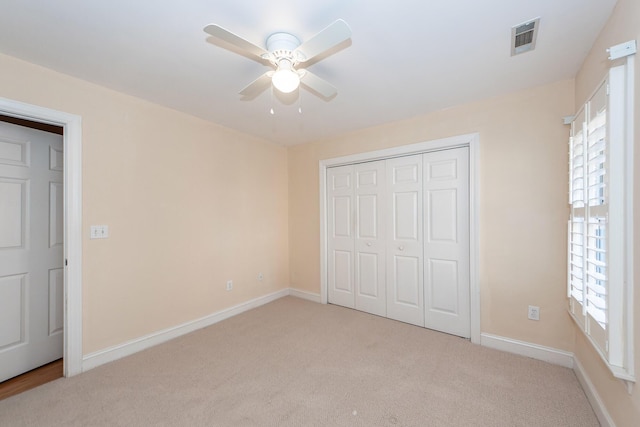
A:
203;19;352;98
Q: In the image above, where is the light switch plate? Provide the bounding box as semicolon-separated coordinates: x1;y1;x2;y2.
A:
90;225;109;239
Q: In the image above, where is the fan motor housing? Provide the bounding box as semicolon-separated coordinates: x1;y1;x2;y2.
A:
266;32;301;62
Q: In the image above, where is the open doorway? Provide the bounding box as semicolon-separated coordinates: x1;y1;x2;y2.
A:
0;115;64;397
0;98;83;388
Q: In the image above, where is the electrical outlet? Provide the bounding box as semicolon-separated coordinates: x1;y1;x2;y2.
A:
528;305;540;321
90;225;109;239
257;273;264;281
226;280;233;291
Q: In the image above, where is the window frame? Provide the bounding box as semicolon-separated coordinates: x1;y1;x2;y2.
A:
567;57;635;384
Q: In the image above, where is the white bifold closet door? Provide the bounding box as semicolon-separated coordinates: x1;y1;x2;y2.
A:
386;155;424;326
423;148;470;337
328;160;386;316
327;147;469;338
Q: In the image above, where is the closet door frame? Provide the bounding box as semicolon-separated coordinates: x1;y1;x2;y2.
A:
319;133;480;344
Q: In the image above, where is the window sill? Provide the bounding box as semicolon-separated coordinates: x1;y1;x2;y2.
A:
568;308;635;392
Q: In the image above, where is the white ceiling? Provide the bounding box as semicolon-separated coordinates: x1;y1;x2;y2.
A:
0;0;617;145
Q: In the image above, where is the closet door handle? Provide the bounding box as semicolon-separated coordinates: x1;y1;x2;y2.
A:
366;242;372;247
398;246;404;251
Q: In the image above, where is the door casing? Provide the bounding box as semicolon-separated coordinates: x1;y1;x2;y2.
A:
0;97;83;377
320;133;480;344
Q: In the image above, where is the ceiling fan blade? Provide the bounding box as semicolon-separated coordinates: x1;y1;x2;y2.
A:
239;72;273;97
204;24;268;59
294;19;352;63
300;71;337;98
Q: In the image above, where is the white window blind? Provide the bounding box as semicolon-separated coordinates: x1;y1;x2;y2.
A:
568;109;585;309
567;59;634;383
585;82;608;328
568;81;609;345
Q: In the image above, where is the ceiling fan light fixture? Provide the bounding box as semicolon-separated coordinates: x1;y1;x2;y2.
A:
272;69;299;93
204;20;351;98
272;60;300;93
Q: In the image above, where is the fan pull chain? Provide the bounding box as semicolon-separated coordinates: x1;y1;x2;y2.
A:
269;84;275;115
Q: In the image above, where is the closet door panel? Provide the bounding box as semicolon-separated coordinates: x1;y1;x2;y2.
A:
354;161;386;316
423;148;470;338
386;155;424;327
327;165;355;308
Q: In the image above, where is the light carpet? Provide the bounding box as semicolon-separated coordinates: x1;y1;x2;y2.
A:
0;297;598;426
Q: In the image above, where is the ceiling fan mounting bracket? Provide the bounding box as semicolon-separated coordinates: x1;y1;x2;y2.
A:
266;32;301;52
265;32;303;65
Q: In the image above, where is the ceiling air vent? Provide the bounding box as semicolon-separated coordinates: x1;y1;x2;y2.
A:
511;18;540;56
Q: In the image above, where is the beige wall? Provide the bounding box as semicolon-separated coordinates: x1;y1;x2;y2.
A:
0;53;290;354
2;5;636;420
289;79;575;351
573;0;640;424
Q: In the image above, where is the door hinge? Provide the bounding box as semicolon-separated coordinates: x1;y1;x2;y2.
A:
65;259;68;266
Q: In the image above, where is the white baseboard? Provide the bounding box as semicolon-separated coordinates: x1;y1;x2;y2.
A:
573;357;616;427
480;333;574;368
288;288;322;303
82;288;290;372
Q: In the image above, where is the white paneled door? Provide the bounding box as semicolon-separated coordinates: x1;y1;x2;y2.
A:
327;165;356;308
354;161;386;316
0;122;63;382
327;161;387;315
386;155;424;326
423;148;470;338
327;147;470;337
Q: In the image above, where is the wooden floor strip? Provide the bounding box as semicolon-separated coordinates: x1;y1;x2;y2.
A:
0;359;63;401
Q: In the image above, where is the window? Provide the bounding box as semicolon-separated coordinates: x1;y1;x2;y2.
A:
568;58;634;383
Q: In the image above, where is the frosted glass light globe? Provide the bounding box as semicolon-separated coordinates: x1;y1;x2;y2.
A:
272;68;300;93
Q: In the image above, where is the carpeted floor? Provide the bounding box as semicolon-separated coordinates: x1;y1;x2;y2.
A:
0;297;598;426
